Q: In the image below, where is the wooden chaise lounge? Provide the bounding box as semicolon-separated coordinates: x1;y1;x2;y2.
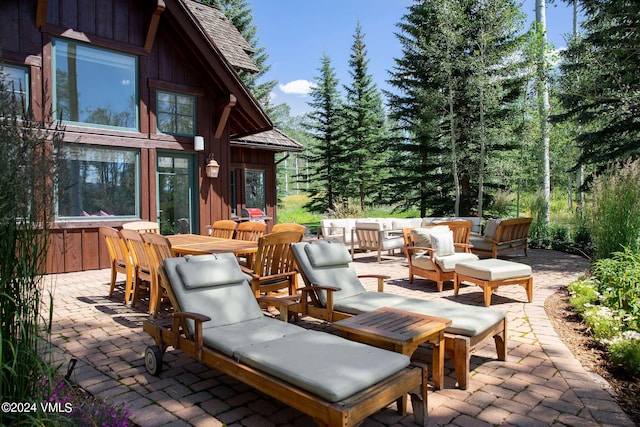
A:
142;253;427;427
290;240;507;390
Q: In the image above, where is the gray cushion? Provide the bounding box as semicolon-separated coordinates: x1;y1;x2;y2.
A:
455;259;531;281
202;317;306;356
483;219;503;239
431;230;455;256
163;255;264;330
304;240;352;267
433;252;479;272
392;299;505;337
292;242;366;305
333;292;411;315
233;330;410;402
469;237;512;252
176;258;248;289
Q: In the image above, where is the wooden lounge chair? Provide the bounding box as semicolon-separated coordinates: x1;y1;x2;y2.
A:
290;240;507;390
142;254;428;426
470;217;533;258
402;222;479;292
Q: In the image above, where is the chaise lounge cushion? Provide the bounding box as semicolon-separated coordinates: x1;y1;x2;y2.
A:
234;330;410;402
302;240;367;305
164;254;264;329
333;292;412;315
202;317;307;357
305;240;353;267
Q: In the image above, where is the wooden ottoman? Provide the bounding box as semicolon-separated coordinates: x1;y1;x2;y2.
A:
454;259;533;307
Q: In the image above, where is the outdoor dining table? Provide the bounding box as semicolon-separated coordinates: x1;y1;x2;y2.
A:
166;234;258;257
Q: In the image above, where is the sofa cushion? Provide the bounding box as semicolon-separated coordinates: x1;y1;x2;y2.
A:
483;218;504;239
469;237;512;253
203;317;306;356
233;330;410;402
304;240;352;268
434;252;479;272
410;226;449;249
392;218;423;230
430;230;455;256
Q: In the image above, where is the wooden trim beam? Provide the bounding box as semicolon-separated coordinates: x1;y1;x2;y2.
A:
36;0;48;28
214;94;237;140
145;0;166;53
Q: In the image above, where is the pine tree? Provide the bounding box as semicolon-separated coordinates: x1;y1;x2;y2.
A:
303;54;345;213
342;23;389;210
558;0;640;168
387;0;525;217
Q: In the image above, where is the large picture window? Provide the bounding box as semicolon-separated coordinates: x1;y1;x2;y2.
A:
156;90;196;136
56;145;139;219
53;38;138;130
0;63;29;116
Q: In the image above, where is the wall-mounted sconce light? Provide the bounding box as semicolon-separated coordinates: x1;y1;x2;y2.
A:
194;135;205;151
205;153;220;178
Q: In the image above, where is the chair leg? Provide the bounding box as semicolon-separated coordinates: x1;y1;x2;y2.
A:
109;266;117;297
453;336;471;390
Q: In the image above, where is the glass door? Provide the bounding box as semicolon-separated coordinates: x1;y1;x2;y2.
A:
157;152;197;234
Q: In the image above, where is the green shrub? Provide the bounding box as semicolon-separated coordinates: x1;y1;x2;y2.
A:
582;305;624;341
586;160;640;260
608;332;640;376
592;248;640;319
568;279;600;313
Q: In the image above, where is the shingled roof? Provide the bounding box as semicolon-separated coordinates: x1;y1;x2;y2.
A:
182;0;259;73
232;128;303;152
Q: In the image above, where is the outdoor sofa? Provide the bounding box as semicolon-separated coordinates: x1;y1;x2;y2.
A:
290;240;507;390
469;217;533;258
142;253;428;427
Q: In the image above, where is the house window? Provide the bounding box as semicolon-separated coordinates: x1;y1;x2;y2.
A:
245;169;266;212
156;90;196;136
53;38;138;130
0;63;29;116
56;144;139;219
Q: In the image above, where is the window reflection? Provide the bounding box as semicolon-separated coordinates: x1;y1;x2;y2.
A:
53;38;138;130
56;145;139;219
245;169;266;212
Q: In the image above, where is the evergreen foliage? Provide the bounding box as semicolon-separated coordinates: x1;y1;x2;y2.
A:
558;0;640;168
342;23;390;210
304;54;345;213
387;0;527;217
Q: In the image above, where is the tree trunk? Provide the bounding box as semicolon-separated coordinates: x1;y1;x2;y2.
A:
536;0;551;227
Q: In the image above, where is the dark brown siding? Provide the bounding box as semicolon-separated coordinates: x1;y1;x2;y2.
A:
1;0;274;273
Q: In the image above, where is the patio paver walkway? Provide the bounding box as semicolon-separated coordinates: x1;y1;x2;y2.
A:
44;248;635;426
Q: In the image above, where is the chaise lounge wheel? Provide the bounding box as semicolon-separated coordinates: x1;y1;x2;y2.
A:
145;345;163;376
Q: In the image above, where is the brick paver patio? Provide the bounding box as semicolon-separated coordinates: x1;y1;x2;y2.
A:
45;248;635;426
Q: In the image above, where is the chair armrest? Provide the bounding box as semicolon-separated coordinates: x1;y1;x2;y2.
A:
171;311;211;353
358;274;390;292
171;311;211;323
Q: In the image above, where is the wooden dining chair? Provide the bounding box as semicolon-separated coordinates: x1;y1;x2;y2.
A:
100;226;133;302
235;221;266;242
233;222;266;268
210;220;237;239
241;230;304;298
122;220;160;233
141;232;174;316
119;229;154;310
272;222;306;235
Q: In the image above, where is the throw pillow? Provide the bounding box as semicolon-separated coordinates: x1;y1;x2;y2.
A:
430;230;455;256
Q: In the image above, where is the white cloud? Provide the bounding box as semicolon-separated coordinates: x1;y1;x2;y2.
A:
278;79;315;96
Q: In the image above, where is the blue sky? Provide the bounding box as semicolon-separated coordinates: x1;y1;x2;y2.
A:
250;0;578;117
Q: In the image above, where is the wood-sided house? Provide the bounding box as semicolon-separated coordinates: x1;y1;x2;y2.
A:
0;0;302;273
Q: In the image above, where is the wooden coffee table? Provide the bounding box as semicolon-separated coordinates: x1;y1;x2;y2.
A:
333;306;451;390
